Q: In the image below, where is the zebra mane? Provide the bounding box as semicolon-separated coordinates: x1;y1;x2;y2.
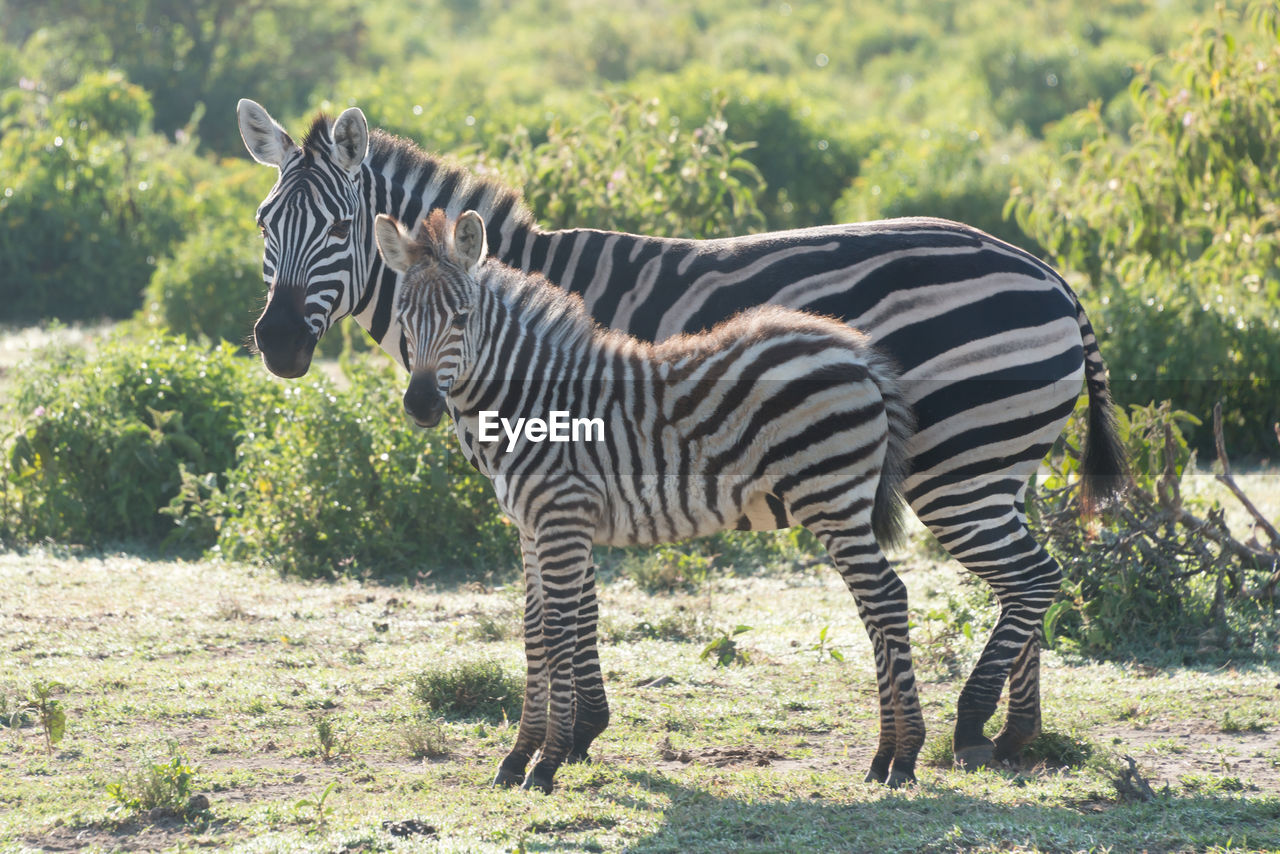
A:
473;260;605;356
301;114;333;150
366;127;537;231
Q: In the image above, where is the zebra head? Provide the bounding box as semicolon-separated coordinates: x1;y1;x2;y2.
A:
237;99;370;378
374;209;488;428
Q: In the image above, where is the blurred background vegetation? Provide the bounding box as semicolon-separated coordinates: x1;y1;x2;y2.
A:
1;0;1278;653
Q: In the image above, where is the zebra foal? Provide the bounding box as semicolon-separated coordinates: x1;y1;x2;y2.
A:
374;208;922;793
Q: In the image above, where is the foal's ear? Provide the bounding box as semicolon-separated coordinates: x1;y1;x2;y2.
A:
451;210;488;273
374;214;416;274
237;99;297;167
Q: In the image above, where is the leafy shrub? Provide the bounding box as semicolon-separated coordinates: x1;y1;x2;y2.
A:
977;34;1137;136
409;659;522;723
650;67;879;229
142;221;265;347
105;746;202;817
0;71;207;322
1010;9;1280;452
1033;400;1280;659
194;357;516;580
492;95;766;240
835;126;1036;250
1;333;281;548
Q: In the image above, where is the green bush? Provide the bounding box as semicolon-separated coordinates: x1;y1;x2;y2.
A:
491;95;766;240
649;67;879;229
1;333;281;548
0;71;200;322
1010;9;1280;453
409;659;523;723
977;34;1138;136
142;221;265;347
835;126;1036;250
196;357;516;580
1032;400;1280;659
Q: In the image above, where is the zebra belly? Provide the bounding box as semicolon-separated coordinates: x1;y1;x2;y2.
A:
591;474;774;547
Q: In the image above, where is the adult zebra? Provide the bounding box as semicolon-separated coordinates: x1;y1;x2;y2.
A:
376;207;923;793
237;100;1126;769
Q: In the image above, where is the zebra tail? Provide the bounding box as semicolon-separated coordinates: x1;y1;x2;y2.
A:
869;354;916;550
1074;297;1130;516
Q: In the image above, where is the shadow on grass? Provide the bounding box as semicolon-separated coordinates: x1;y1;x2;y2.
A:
528;767;1280;854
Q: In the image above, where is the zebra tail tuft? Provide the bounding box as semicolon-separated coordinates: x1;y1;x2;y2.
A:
870;356;916;551
1079;369;1129;518
1075;299;1130;517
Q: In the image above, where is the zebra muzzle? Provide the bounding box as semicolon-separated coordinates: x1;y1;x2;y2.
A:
404;373;446;428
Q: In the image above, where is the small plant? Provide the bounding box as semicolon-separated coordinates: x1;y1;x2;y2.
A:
1021;730;1096;769
409;660;523;722
807;625;845;663
618;545;715;593
26;680;67;754
398;714;450;760
294;781;338;828
106;745;200;817
313;716;350;761
699;625;752;668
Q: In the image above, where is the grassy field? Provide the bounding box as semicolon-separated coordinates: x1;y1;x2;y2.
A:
2;536;1278;854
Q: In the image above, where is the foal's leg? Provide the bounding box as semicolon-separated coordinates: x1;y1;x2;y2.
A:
521;526;594;793
567;563;610;763
494;532;549;787
790;486;924;787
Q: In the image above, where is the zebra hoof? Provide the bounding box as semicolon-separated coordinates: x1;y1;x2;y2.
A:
493;766;524;788
953;741;995;771
565;750;590;765
886;769;917;789
520;768;555;794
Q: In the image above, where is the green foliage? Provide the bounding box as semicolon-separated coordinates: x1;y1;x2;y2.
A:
1033;400;1279;658
977;34;1138;136
105;745;200;816
409;659;522;723
648;67;878;229
398;713;449;760
0;71;200;322
699;624;752;668
141;220;265;347
807;625;845;664
494;96;766;239
24;680;66;754
2;0;366;155
1;334;282;548
835;125;1034;249
194;357;516;580
293;781;338;828
1011;8;1280;452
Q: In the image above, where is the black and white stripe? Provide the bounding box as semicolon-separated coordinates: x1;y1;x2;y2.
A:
238;102;1127;768
376;209;924;792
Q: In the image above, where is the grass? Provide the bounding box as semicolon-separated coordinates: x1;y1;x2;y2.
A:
1;542;1278;853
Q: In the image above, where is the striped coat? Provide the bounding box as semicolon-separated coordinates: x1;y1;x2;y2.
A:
376;208;922;793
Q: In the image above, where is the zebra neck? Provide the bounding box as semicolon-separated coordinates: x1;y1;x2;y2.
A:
347;137;543;367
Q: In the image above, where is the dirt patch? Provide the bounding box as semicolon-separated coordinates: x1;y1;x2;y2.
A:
1096;723;1279;792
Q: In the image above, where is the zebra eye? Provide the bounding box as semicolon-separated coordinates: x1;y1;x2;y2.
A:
451;311;469;328
328;219;352;240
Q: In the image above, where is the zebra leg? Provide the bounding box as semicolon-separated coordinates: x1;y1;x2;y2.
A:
522;527;593;794
793;499;924;788
921;494;1062;769
567;563;610;764
494;533;548;788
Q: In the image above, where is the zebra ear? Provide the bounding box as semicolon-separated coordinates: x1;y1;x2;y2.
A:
331;107;368;174
451;210;488;273
374;214;415;274
237;99;297;167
